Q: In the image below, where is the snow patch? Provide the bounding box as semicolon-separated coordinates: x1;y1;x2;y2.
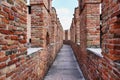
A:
27;47;43;55
87;48;103;57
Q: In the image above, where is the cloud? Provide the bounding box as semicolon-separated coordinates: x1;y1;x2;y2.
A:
56;8;70;15
56;8;73;30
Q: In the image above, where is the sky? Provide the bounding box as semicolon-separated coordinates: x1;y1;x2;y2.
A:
52;0;78;30
27;0;78;30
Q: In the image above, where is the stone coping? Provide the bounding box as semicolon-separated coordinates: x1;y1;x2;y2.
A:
27;47;43;55
87;48;103;58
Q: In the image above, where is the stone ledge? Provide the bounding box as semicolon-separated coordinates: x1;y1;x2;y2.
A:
27;47;43;55
87;48;103;57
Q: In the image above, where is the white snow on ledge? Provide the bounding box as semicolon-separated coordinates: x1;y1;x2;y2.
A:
87;48;103;58
27;47;43;55
77;43;80;45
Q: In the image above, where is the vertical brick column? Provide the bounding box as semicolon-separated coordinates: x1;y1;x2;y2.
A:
102;0;120;61
74;7;80;44
86;0;101;48
70;18;76;43
0;0;27;79
30;0;51;48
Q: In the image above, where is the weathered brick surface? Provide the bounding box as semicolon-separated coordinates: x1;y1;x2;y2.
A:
30;0;63;79
70;18;76;43
74;7;80;44
0;0;27;79
63;30;70;41
68;0;120;80
0;0;63;80
102;0;120;61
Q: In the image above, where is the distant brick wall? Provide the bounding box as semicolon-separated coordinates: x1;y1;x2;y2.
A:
63;30;70;41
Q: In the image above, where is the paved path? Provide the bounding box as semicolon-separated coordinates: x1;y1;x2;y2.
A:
44;45;85;80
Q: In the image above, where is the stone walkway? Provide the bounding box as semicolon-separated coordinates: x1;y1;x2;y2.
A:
44;45;85;80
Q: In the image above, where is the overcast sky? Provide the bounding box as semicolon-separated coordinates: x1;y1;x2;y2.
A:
27;0;78;30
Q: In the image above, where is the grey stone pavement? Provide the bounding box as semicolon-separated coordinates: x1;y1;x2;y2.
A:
44;45;85;80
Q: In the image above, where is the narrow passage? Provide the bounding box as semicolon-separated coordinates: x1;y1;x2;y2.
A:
44;45;85;80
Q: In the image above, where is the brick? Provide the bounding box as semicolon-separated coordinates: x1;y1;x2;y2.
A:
0;6;1;10
10;54;16;60
19;39;26;44
8;14;14;20
0;40;7;45
2;46;9;50
0;75;6;80
0;30;14;35
110;49;120;55
0;0;63;80
9;45;18;49
14;31;23;35
0;11;8;18
0;24;6;28
8;58;18;66
2;18;9;24
109;39;120;44
3;7;10;13
8;25;17;31
11;7;17;12
0;52;5;58
111;24;120;29
0;56;8;62
0;62;6;69
11;36;18;40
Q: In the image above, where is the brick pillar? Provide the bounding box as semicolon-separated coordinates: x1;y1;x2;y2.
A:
102;0;120;61
70;18;76;43
78;0;101;65
74;7;80;44
85;0;101;48
0;0;27;79
79;0;101;48
30;0;51;48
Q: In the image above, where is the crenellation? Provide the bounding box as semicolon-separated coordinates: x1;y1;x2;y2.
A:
0;0;63;80
0;0;119;80
67;0;120;80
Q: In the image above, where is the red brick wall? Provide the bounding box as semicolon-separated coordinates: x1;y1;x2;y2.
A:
71;42;120;80
102;0;120;61
74;7;80;44
0;0;27;79
30;2;50;47
64;30;70;41
50;8;63;60
86;3;100;48
70;18;76;43
0;0;63;80
79;5;87;51
69;0;120;80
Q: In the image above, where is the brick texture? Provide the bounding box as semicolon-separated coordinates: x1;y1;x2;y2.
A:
0;0;27;79
0;0;63;80
68;0;120;80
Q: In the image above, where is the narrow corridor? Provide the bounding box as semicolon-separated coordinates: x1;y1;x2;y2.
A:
44;45;85;80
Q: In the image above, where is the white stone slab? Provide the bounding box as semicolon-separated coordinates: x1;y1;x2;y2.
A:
87;48;103;57
27;47;43;55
